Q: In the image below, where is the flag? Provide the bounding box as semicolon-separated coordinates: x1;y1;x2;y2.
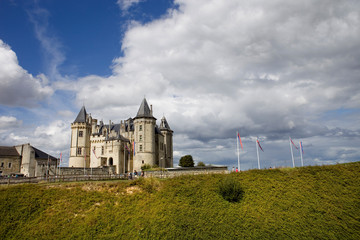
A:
290;137;298;150
300;141;304;154
124;144;130;155
257;139;264;152
59;153;62;166
237;132;243;150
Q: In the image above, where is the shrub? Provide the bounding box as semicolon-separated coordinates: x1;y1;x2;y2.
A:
197;161;206;167
141;164;152;170
218;176;244;202
179;155;194;167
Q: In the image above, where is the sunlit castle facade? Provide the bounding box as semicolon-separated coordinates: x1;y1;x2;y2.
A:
69;98;173;173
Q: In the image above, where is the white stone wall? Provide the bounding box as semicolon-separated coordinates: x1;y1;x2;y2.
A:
0;156;21;176
163;131;173;168
133;118;156;171
90;135;105;168
69;122;91;168
15;144;36;177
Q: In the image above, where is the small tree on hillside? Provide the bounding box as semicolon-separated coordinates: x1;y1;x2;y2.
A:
179;155;194;167
197;161;206;167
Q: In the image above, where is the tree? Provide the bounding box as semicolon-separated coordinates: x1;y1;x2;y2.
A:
179;155;194;167
197;161;206;167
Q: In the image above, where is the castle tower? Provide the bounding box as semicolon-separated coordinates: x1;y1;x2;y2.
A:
160;116;173;168
133;98;156;171
69;106;91;168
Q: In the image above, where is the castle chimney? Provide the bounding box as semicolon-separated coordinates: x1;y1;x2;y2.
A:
92;119;98;134
150;104;153;115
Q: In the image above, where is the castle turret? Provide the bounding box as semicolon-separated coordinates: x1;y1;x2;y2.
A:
69;106;91;168
160;116;173;168
133;98;156;171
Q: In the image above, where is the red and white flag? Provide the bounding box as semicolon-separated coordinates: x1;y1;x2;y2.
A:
237;132;243;150
257;139;264;152
290;137;298;150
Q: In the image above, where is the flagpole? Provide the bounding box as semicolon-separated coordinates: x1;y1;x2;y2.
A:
300;141;304;167
289;137;295;168
237;131;240;171
84;147;86;175
256;139;260;169
59;153;62;176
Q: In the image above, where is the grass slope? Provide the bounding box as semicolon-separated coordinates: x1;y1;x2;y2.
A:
1;162;359;239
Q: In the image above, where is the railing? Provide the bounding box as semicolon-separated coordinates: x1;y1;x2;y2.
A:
0;167;230;184
0;174;127;185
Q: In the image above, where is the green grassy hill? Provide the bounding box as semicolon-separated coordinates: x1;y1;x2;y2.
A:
1;162;359;239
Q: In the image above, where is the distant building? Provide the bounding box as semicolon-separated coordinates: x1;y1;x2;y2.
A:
0;144;58;177
69;98;173;173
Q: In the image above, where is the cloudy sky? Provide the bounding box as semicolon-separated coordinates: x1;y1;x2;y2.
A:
0;0;359;170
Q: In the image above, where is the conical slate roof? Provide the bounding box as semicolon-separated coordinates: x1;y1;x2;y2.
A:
160;116;172;131
74;106;87;123
135;98;154;118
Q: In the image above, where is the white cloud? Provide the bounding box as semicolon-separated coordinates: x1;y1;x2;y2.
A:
0;40;53;107
117;0;143;11
3;0;359;169
0;116;22;128
33;120;70;150
69;1;360;168
0;116;69;151
27;4;66;82
0;116;22;134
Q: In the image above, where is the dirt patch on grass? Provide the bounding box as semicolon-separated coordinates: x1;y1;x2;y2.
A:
125;186;142;195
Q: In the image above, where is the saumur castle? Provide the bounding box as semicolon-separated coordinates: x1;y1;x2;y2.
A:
69;98;173;174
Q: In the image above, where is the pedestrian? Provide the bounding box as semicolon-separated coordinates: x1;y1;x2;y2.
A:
235;167;238;173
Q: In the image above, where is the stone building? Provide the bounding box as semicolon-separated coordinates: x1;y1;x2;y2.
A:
0;144;58;177
69;98;173;174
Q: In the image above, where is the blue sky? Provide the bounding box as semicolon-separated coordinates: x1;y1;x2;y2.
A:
0;0;359;169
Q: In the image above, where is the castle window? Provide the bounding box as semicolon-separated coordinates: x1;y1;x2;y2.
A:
139;135;142;141
77;148;82;155
0;162;3;167
101;146;104;155
142;160;144;164
139;144;143;152
8;163;12;168
79;131;83;137
139;125;143;131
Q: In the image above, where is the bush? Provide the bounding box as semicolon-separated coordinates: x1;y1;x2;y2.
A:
179;155;194;167
218;176;244;202
197;161;206;166
141;164;152;170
